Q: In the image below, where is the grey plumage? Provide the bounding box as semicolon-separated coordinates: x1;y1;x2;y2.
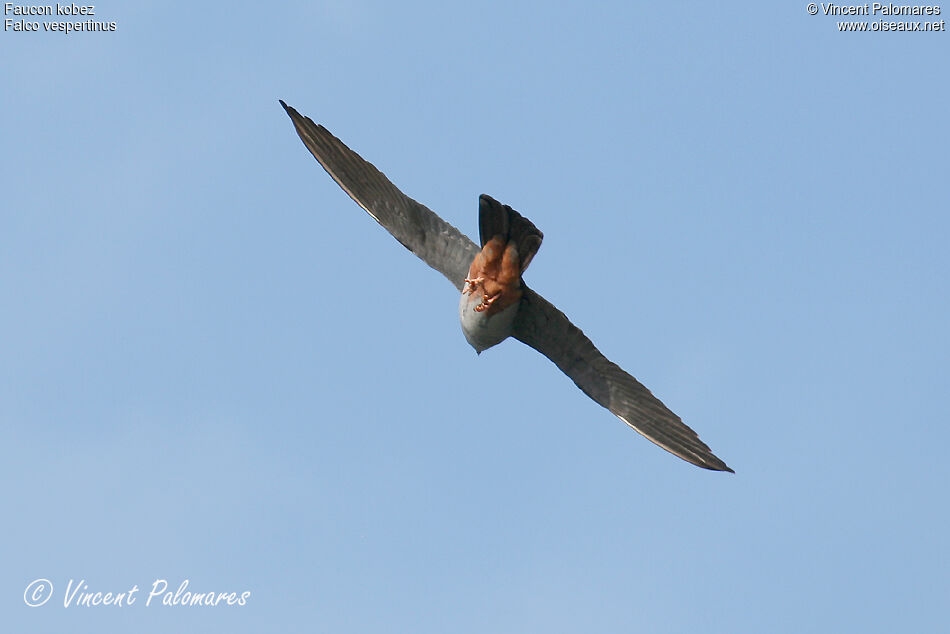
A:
280;100;478;292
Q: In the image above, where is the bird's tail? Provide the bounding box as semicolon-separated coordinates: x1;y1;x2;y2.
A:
478;194;544;274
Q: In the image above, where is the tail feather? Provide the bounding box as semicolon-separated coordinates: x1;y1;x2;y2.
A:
478;194;543;273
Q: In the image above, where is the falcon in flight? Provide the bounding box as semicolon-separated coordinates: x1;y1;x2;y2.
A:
280;100;732;472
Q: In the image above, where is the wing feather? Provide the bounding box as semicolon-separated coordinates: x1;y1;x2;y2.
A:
280;100;479;290
513;288;733;472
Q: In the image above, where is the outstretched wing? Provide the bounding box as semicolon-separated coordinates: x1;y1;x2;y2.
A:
513;287;733;472
280;100;479;290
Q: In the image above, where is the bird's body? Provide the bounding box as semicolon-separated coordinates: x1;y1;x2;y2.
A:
459;195;542;353
280;100;733;472
458;292;519;353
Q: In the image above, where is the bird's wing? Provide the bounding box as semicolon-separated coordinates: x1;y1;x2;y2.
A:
280;100;479;290
512;287;733;472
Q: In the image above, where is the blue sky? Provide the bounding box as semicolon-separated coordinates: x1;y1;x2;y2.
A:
3;1;948;631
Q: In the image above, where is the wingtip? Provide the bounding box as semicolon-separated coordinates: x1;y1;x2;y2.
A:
703;458;734;474
279;100;326;135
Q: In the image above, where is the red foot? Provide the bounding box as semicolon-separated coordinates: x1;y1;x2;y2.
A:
463;276;485;295
474;293;499;312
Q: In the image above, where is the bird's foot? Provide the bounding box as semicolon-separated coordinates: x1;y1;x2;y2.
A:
474;293;499;312
463;277;484;294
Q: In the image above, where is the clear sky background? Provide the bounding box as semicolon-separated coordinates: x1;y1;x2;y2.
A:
3;2;948;632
